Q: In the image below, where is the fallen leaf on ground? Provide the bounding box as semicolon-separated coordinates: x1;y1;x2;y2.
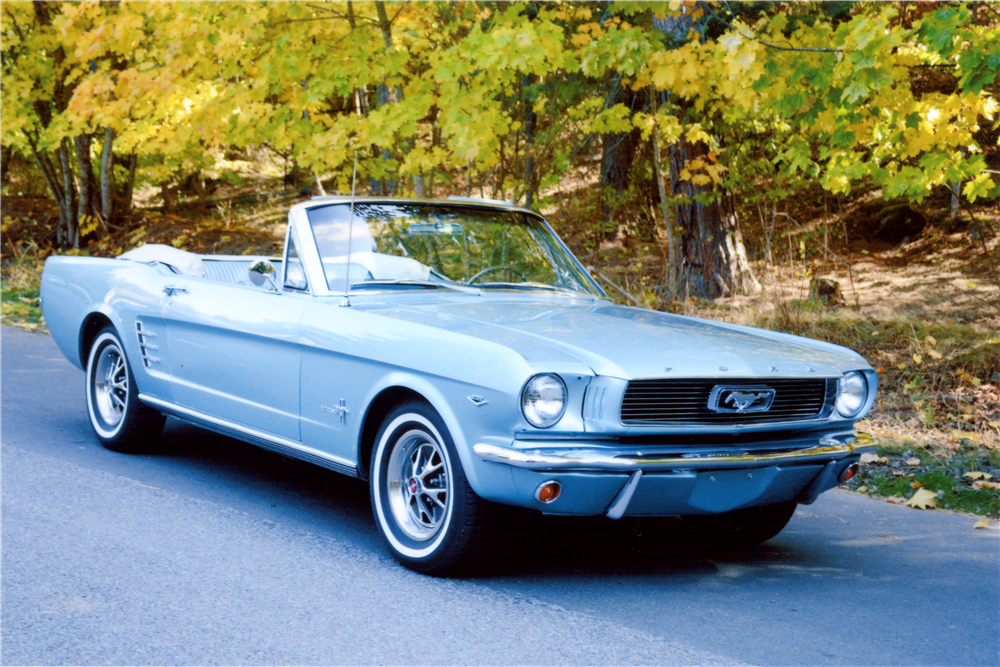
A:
927;350;943;360
955;369;976;384
972;480;1000;490
910;481;923;489
886;496;905;504
892;470;905;476
963;472;994;480
904;488;937;509
860;453;879;464
924;335;937;346
974;520;990;529
906;457;921;466
856;485;868;493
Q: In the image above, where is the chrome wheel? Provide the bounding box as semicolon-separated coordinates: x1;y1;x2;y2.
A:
386;430;450;541
93;343;127;427
85;326;165;452
371;403;491;574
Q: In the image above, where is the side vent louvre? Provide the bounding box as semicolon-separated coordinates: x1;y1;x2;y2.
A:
135;321;161;368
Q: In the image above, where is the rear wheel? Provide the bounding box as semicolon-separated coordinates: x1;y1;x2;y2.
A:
86;326;164;453
683;501;797;549
370;401;491;575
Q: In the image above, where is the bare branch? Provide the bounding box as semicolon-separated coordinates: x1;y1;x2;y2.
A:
720;0;842;54
304;3;377;24
387;4;405;28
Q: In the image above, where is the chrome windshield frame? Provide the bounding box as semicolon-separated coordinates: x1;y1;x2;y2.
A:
287;198;608;299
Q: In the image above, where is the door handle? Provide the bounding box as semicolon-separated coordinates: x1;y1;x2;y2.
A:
163;286;188;296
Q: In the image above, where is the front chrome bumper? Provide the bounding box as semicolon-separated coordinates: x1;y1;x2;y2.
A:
472;431;878;472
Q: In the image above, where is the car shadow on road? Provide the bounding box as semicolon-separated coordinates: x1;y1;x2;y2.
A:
466;511;809;579
152;419;374;531
151;418;813;579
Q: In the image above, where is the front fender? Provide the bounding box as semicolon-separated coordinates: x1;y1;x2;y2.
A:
359;370;517;502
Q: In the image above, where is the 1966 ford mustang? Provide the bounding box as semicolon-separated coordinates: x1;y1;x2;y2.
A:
40;196;877;574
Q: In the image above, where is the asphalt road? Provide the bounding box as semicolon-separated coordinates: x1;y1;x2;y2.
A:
2;326;998;666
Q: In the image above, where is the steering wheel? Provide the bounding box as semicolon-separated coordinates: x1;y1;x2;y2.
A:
467;266;527;284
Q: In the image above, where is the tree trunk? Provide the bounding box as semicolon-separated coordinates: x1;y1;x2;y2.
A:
74;133;97;233
24;132;68;245
58;138;79;248
119;153;137;217
100;127;115;223
313;169;327;196
374;0;400;195
522;74;537;210
667;139;759;298
374;0;422;196
0;145;12;185
599;78;643;237
651;91;677;299
655;9;758;298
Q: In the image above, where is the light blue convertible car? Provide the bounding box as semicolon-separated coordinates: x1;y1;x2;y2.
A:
40;196;877;573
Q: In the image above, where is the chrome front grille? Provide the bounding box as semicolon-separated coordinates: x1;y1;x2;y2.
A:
620;378;834;425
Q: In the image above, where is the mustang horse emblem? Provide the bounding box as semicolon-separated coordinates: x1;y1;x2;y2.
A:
707;386;776;413
726;391;771;411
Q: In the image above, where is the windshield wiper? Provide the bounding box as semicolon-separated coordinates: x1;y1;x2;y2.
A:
473;281;581;295
350;279;483;295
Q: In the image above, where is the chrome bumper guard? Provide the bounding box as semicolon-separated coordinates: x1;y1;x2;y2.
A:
473;431;878;472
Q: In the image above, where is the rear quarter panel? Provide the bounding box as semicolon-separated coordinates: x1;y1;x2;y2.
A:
40;257;169;397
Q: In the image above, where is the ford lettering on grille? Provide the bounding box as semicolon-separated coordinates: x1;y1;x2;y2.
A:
707;385;776;413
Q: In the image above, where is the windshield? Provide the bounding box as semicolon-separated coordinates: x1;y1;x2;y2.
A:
306;203;600;296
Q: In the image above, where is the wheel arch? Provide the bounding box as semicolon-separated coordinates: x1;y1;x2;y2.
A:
353;373;508;499
357;386;428;481
79;311;116;369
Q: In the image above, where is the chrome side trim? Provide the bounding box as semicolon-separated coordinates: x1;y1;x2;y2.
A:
138;394;359;478
473;432;878;472
605;470;642;519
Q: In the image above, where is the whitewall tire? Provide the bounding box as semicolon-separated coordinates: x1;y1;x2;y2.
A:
85;326;165;453
370;402;490;575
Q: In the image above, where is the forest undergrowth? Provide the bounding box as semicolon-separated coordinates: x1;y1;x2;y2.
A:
2;172;998;517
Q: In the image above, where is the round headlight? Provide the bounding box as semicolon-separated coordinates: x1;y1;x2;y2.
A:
836;371;868;418
521;373;567;428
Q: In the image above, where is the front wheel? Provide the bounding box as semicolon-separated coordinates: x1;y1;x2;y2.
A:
683;501;797;550
370;402;491;575
85;326;165;453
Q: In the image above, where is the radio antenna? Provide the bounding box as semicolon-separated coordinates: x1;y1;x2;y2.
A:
341;151;358;307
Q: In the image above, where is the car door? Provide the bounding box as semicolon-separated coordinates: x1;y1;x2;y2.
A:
297;300;383;465
160;272;307;441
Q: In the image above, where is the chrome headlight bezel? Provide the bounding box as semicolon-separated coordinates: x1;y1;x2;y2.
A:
520;373;568;428
835;370;868;418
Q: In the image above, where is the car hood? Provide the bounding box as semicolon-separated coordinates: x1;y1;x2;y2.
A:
363;295;868;380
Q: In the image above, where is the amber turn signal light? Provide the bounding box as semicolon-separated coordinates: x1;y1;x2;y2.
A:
840;463;860;483
534;481;561;503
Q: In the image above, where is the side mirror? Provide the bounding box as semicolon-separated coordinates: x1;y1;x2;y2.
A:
248;259;278;291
